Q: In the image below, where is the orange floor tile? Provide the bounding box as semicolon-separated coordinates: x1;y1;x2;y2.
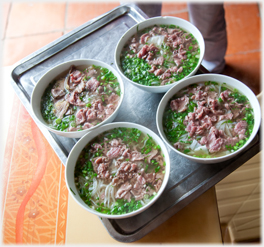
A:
5;3;66;38
3;32;63;66
66;2;119;30
2;99;67;244
224;3;261;55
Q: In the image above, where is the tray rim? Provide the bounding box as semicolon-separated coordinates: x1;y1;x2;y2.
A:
8;4;261;243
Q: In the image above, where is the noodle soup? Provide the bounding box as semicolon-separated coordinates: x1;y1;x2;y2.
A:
120;24;200;87
163;81;254;158
41;64;121;132
74;127;166;215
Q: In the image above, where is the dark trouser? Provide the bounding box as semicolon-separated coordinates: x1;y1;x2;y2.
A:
188;3;227;73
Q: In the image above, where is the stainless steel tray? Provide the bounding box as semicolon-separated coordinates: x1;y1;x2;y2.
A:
9;4;261;243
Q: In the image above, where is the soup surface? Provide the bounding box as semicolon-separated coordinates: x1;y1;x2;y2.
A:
163;81;254;158
120;24;200;86
41;65;121;132
74;127;166;215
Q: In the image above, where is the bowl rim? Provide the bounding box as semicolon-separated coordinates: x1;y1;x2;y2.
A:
114;16;205;90
31;58;125;137
65;121;171;219
156;73;261;163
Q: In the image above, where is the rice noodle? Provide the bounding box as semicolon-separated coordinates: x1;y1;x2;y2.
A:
215;120;233;137
101;184;116;209
178;133;189;142
194;145;208;154
218;83;222;96
172;122;179;129
109;160;118;174
190;139;199;150
148;35;165;47
139;136;149;149
140;199;146;206
90;177;98;196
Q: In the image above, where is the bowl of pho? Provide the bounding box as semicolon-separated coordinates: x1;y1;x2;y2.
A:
65;122;170;218
115;16;205;93
156;74;261;163
31;59;124;138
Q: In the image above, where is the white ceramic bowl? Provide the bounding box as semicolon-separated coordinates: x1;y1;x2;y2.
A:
31;59;124;138
65;122;170;219
156;74;261;164
115;16;205;93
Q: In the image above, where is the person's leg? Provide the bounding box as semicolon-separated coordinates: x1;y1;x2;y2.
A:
188;3;227;73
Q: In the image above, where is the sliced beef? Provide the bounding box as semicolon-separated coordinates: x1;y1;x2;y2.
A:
131;150;145;161
51;81;65;99
92;156;109;178
225;136;239;146
138;45;149;59
148;56;164;66
105;104;115;117
177;67;183;73
122;148;131;159
200;115;213;130
115;182;132;200
154;179;162;192
218;113;233;121
110;139;120;147
86;77;100;92
117;161;137;173
74;80;86;94
97;163;110;179
107;147;122;159
140;33;151;44
51;88;65;99
54;100;69;119
160;71;171;80
191;90;208;101
131;175;146;200
234;121;247;133
130;42;140;53
83;122;94;129
76;109;86;125
90;143;102;153
144;173;156;183
170;95;189;112
68;126;79;132
107;93;119;105
86;68;97;77
154;68;164;76
234;121;247;139
146;149;158;163
65;91;86;106
70;69;83;84
207;127;225;153
200;136;208;145
86;109;97;121
137;44;159;60
149;65;157;73
220;90;232;101
92;99;104;111
173;142;184;150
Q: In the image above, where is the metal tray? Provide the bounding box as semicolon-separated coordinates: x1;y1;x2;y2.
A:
9;4;261;243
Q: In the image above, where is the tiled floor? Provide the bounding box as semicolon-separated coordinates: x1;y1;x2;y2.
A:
0;1;261;244
2;2;261;95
